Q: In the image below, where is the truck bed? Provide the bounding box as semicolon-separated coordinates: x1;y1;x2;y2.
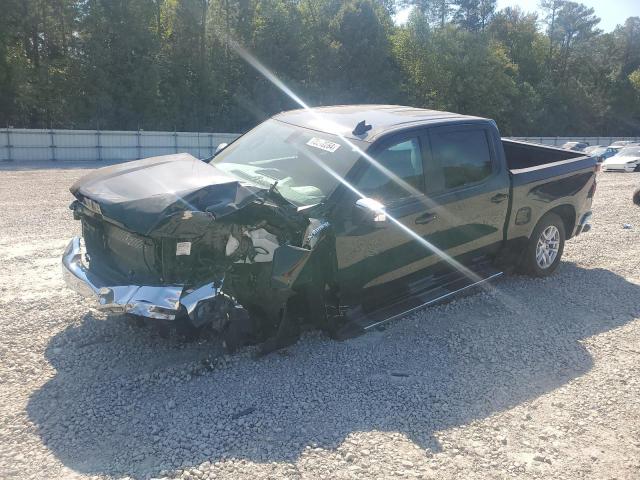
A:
502;138;596;187
501;138;596;245
502;138;585;170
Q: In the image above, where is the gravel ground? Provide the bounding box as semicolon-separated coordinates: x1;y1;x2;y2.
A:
0;162;639;480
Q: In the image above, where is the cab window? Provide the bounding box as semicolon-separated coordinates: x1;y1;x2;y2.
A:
429;128;493;190
355;137;424;203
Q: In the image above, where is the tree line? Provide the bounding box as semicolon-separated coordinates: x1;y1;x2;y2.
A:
1;0;639;136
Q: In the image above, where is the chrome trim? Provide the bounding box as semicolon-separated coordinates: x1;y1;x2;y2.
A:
97;285;182;320
579;211;592;226
576;211;592;235
62;236;184;321
61;237;105;297
355;197;387;223
180;282;220;326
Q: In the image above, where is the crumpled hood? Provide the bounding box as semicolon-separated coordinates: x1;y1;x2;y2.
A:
71;153;267;236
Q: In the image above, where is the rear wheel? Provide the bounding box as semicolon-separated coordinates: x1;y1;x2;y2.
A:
521;212;566;277
633;187;640;206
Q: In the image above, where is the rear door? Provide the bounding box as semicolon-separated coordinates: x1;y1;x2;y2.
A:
424;123;510;263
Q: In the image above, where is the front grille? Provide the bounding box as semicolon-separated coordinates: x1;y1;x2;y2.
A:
106;225;146;250
82;217;161;284
80;214;234;287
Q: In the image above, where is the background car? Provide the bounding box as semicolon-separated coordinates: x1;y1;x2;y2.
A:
610;140;637;148
584;145;605;161
601;145;640;172
606;145;627;156
584;145;620;162
561;141;590;151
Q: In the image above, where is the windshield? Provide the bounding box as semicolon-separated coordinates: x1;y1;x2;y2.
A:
212;119;365;206
618;146;640;157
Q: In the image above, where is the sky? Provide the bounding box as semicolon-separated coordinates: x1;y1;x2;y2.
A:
395;0;640;32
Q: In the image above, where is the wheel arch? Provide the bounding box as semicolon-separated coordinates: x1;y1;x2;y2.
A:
518;205;569;276
544;204;576;239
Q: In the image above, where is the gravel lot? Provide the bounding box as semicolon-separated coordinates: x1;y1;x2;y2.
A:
0;162;639;480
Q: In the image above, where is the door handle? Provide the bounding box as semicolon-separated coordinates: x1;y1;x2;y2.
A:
491;193;509;203
415;212;437;225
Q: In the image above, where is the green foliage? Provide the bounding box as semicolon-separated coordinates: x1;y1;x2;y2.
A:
452;0;496;32
0;0;639;135
631;70;640;93
393;16;526;133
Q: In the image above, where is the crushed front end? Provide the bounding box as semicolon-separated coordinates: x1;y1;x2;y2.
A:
62;154;336;353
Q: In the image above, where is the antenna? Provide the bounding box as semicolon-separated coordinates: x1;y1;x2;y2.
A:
352;120;372;136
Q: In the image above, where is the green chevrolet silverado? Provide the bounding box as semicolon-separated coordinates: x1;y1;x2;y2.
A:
62;105;596;353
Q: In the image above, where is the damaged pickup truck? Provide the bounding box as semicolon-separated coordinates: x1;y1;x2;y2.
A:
62;105;596;354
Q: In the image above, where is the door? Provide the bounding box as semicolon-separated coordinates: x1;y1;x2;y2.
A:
333;132;448;310
424;124;510;264
332;124;510;311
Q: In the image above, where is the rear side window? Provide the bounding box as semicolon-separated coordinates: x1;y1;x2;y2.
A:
430;128;493;189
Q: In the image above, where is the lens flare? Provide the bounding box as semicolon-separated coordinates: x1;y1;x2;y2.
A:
220;37;526;317
299;147;484;283
227;40;462;215
225;41;484;280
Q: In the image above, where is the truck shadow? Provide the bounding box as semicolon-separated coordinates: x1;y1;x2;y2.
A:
27;262;640;478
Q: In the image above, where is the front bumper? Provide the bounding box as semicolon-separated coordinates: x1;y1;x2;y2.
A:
601;163;636;172
61;237;219;321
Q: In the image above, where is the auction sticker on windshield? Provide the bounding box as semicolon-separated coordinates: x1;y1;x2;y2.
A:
307;137;341;153
176;241;192;256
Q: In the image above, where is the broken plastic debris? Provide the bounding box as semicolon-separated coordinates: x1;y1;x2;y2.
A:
623;223;632;229
225;235;240;256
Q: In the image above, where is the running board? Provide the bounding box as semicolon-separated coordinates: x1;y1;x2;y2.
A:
363;272;502;331
334;270;503;339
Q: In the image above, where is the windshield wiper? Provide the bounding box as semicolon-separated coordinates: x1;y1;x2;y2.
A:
263;180;296;208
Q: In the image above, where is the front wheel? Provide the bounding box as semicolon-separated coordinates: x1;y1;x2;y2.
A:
521;212;566;277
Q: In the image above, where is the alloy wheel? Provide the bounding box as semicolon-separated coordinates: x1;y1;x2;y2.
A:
536;225;560;269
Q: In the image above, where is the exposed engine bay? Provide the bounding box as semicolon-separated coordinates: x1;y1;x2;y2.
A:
64;154;343;354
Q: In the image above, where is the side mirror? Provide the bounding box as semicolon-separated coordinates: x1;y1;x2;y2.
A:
215;143;228;155
355;197;387;226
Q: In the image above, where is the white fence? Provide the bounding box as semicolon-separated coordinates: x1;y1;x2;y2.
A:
0;129;240;162
509;136;640;147
1;129;638;163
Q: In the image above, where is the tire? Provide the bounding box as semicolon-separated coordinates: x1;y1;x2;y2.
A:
174;307;205;342
633;187;640;206
124;313;147;328
521;212;566;277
